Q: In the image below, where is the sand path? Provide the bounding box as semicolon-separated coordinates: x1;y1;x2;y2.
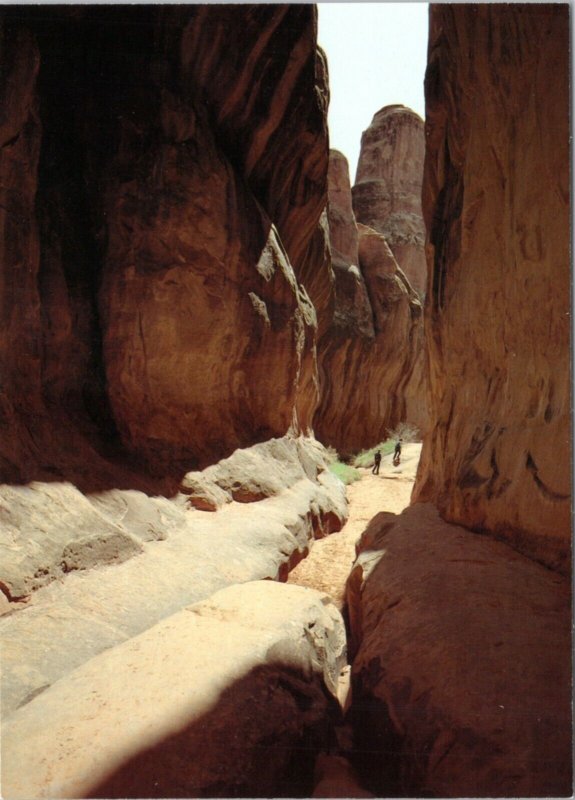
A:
288;443;422;608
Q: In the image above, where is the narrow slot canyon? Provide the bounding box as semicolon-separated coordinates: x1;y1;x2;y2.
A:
0;4;571;800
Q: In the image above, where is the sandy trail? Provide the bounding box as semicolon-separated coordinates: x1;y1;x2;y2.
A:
288;443;422;608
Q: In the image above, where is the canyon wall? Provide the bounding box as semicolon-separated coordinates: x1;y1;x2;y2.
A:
413;3;571;574
0;6;329;479
0;5;429;479
346;8;571;797
353;105;426;296
314;150;426;454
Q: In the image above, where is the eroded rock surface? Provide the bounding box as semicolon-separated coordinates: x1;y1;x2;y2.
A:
413;4;571;573
346;504;572;797
314;151;427;453
2;581;346;799
0;436;347;717
352;105;426;295
0;6;328;479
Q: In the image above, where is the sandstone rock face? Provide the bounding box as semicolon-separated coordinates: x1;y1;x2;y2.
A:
95;6;328;471
2;581;347;799
0;6;329;479
352;105;426;295
314;149;427;452
413;5;571;573
325;150;373;338
0;436;347;717
327;151;360;275
346;504;572;797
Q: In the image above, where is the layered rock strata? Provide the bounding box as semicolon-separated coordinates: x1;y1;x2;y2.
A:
314;150;426;453
413;4;571;573
0;436;347;716
352;105;426;295
346;504;572;797
0;5;329;479
2;581;347;799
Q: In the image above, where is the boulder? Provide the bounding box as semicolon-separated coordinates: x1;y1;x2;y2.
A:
413;4;571;574
352;105;426;296
346;503;572;797
182;436;329;505
1;581;347;799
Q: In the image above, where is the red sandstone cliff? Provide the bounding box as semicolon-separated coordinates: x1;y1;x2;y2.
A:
413;3;571;574
345;12;571;796
314;150;426;453
0;6;329;477
352;105;426;296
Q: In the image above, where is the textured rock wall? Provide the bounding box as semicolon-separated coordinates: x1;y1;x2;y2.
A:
0;6;329;477
413;4;571;573
0;16;44;481
314;150;427;453
346;505;572;797
352;105;426;295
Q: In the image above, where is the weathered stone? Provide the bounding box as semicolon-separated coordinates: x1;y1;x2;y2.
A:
0;436;347;718
179;474;232;512
100;154;317;472
1;581;346;799
0;14;43;482
0;6;330;481
413;4;571;574
326;150;373;339
0;482;145;599
314;152;427;452
346;503;572;797
352;105;426;295
357;224;428;433
312;754;375;798
96;6;329;470
328;151;360;273
180;436;343;511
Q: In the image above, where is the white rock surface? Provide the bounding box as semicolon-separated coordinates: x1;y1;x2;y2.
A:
0;436;347;717
2;581;347;799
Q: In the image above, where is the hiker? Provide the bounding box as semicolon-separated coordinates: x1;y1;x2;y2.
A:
372;450;382;475
393;438;402;466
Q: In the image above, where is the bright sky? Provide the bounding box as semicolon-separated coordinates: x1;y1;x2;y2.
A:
317;3;429;182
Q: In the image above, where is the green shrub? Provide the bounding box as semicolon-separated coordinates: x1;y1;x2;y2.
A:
328;461;362;485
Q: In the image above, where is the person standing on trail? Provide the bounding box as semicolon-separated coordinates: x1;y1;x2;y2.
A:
372;450;382;475
393;438;402;465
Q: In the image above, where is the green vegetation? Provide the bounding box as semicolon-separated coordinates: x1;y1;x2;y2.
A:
323;421;421;481
353;440;395;468
328;461;362;485
351;423;421;468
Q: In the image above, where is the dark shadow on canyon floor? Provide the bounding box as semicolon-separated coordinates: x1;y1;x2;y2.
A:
84;663;343;799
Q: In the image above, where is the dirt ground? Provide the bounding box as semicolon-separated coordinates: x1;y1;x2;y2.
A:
288;443;422;608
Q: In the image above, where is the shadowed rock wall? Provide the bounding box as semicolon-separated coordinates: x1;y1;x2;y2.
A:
0;5;329;478
413;4;571;573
